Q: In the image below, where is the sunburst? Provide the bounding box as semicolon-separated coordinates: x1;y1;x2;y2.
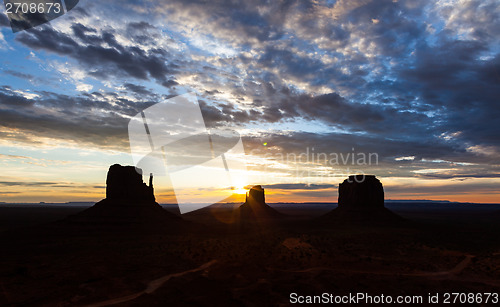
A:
231;180;248;195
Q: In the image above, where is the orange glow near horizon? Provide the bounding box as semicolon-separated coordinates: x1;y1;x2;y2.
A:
233;187;248;195
0;156;499;204
1;186;499;204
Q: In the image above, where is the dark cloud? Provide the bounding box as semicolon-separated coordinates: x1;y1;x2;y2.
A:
16;23;176;84
156;0;290;44
399;40;500;148
199;99;258;127
3;70;35;80
437;0;500;43
0;12;9;27
258;46;325;80
123;83;153;96
0;86;35;106
161;80;178;88
0;181;71;187
241;129;497;181
70;23;98;44
244;132;409;161
0;87;144;150
346;0;427;57
17;25;80;54
298;93;385;127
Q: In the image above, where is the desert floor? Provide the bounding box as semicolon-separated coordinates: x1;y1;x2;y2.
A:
0;202;499;306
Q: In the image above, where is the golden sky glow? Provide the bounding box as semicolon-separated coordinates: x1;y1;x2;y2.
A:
1;139;498;204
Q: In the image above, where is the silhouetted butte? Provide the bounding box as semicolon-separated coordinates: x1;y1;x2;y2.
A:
105;164;156;202
320;175;403;226
66;164;183;231
338;175;384;208
237;185;283;219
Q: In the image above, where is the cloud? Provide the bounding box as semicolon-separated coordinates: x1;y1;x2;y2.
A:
0;12;9;28
0;86;136;150
399;40;500;148
123;83;153;96
241;129;499;181
15;23;178;84
0;86;35;106
435;0;500;42
3;70;35;80
0;181;68;187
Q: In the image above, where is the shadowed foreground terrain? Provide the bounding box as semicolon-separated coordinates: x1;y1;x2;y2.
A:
0;171;499;306
1;202;500;306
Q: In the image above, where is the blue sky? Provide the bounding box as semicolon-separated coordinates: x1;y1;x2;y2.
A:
0;0;499;203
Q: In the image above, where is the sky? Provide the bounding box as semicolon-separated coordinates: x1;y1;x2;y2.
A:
0;0;499;204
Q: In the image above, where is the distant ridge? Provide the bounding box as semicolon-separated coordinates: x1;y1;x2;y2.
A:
385;199;452;203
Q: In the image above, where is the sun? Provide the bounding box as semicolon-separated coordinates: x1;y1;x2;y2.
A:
231;180;248;195
232;185;247;195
